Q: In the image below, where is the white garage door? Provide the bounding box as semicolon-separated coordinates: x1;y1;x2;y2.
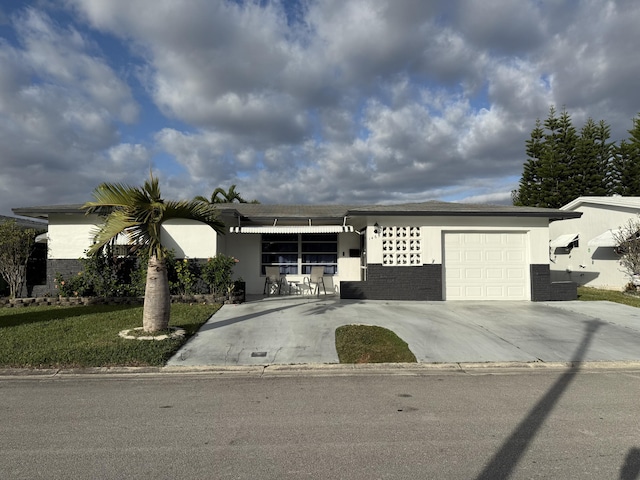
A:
444;232;528;300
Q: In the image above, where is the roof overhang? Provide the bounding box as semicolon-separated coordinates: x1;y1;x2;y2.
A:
550;233;579;248
230;225;354;234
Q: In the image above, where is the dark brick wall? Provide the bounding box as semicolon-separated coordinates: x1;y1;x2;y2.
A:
340;264;443;301
530;264;551;301
46;259;84;296
530;264;577;301
550;281;578;301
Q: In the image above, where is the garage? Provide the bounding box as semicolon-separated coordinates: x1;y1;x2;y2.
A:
444;231;529;300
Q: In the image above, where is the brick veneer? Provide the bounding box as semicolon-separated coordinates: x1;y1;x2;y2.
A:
341;263;577;302
340;264;443;300
530;264;551;301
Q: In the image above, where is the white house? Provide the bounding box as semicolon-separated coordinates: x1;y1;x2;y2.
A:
549;196;640;290
13;201;580;301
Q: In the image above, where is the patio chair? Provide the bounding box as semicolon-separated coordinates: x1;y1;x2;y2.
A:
263;266;284;296
304;266;327;296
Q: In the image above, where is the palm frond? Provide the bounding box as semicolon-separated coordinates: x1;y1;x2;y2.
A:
163;200;226;234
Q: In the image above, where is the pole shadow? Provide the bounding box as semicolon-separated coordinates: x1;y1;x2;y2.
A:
620;448;640;480
475;318;605;480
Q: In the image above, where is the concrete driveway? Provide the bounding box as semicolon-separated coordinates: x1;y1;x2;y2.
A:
167;296;640;367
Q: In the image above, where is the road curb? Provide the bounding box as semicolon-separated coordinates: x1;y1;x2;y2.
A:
2;360;640;378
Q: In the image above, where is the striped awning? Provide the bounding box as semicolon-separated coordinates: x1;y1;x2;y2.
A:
230;225;354;234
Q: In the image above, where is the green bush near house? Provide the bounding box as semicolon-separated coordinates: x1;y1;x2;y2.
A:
335;324;417;363
0;303;220;368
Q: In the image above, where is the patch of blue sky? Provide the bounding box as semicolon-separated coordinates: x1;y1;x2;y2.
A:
467;82;491;113
540;73;552;92
151;151;186;177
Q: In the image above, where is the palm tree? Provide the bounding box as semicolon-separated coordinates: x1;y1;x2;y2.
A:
83;174;225;332
195;184;247;204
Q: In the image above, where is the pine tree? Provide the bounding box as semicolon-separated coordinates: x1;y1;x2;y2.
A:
534;107;578;208
610;115;640;195
573;118;611;196
513;119;545;206
514;107;611;207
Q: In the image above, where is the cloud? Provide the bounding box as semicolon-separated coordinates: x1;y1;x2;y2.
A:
0;7;141;213
4;0;640;215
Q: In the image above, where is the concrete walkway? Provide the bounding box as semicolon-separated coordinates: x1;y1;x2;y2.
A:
167;296;640;367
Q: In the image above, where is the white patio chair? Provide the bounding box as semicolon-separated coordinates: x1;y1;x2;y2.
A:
263;266;284;296
304;266;327;296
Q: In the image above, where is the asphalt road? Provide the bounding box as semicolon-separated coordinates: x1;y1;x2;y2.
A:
1;368;640;479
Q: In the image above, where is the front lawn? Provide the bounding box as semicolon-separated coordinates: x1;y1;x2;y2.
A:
577;286;640;308
335;324;417;363
0;303;220;368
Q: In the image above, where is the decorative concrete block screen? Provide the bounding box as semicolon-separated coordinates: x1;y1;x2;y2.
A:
382;226;422;266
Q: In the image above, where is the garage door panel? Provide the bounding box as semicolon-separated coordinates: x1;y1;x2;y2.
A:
485;250;504;262
506;250;526;262
464;250;482;261
486;268;504;279
463;286;483;297
465;268;483;279
445;232;528;300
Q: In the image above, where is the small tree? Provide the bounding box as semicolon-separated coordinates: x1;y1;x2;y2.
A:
0;220;36;298
614;217;640;285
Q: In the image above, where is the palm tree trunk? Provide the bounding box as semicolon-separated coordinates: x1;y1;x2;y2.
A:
143;255;171;332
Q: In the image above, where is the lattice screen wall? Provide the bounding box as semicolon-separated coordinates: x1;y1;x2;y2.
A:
381;226;422;266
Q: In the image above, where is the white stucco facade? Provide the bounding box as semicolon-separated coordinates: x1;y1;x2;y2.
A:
549;197;640;290
365;215;550;266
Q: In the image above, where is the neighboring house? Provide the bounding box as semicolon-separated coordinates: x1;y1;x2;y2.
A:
13;201;580;301
549;196;640;290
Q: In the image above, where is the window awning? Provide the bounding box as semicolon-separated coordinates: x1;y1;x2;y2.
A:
587;229;621;248
230;225;354;234
549;233;579;248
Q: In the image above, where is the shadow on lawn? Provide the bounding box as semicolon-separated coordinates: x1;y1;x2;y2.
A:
475;318;605;480
0;304;141;328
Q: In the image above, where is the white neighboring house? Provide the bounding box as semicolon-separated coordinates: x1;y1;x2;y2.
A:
549;196;640;290
13;201;580;301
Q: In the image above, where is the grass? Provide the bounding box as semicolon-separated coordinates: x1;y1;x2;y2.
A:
0;303;220;368
335;324;417;363
577;286;640;307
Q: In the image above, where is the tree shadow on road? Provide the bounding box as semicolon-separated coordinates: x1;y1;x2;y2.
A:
475;318;605;480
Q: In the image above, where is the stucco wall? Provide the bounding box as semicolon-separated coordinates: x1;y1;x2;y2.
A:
48;214;219;260
160;219;218;258
549;203;640;290
365;215;550;266
48;213;96;259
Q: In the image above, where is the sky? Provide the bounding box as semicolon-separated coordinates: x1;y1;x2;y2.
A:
2;0;640;216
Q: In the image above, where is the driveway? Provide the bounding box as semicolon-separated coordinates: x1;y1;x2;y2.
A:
167;296;640;367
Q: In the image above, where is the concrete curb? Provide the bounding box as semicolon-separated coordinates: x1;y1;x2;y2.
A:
2;360;640;378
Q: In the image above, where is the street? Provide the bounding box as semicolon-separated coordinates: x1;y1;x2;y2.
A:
1;368;640;479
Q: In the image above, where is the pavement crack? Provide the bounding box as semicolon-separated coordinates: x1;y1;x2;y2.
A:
271;347;283;363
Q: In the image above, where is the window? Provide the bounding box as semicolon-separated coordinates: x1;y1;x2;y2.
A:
262;233;338;275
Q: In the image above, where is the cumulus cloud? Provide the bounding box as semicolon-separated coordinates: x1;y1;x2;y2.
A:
3;0;640;214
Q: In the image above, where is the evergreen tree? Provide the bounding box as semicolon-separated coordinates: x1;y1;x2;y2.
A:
514;107;612;207
513;119;545;206
573;118;611;196
610;115;640;195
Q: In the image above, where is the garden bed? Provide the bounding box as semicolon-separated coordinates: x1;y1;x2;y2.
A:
0;291;244;308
